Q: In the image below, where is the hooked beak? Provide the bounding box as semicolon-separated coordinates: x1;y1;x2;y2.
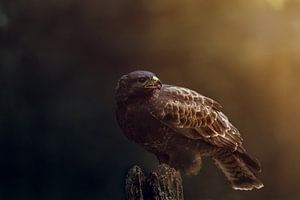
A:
144;76;162;89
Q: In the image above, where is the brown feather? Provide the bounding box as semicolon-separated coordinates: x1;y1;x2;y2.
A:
213;150;263;190
150;85;244;152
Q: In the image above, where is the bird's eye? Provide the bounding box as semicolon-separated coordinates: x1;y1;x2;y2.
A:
137;78;147;83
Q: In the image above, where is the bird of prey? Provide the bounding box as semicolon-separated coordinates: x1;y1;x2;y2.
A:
115;70;263;190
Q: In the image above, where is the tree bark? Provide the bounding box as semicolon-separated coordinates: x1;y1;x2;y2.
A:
125;164;184;200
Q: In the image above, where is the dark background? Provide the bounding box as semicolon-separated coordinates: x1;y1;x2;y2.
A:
1;0;300;199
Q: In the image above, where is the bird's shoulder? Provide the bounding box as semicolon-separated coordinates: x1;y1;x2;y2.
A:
154;84;222;111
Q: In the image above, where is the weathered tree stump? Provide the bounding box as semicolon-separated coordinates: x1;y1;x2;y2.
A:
125;164;184;200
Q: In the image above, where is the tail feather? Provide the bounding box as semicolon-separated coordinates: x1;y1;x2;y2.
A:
213;151;264;190
236;151;262;173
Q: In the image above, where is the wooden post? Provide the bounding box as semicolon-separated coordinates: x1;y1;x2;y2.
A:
125;164;184;200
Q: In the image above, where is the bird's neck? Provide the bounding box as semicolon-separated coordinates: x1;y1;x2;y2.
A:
116;90;158;108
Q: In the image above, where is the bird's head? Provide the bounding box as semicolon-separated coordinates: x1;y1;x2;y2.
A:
115;70;162;104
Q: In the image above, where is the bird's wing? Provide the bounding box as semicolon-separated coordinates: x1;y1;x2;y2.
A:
149;85;245;152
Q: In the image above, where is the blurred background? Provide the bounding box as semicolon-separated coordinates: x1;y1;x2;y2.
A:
1;0;300;199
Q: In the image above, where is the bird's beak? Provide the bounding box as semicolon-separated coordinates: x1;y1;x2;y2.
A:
144;76;162;89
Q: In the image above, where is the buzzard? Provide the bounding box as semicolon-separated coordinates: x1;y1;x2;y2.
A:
115;70;263;190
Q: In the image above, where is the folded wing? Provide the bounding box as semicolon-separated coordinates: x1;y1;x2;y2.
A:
149;85;245;153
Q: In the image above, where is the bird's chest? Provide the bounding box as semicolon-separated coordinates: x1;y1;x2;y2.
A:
117;102;172;150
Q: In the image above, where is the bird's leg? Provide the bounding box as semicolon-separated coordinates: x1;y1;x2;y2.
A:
157;153;170;164
165;149;202;176
198;141;218;157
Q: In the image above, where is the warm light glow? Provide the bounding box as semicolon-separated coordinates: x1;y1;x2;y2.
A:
266;0;287;10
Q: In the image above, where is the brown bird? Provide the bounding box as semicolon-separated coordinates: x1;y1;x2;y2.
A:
115;70;263;190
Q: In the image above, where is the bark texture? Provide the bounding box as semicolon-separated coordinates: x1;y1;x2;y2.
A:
125;164;184;200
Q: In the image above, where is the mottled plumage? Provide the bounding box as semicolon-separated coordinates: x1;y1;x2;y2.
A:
115;70;263;190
